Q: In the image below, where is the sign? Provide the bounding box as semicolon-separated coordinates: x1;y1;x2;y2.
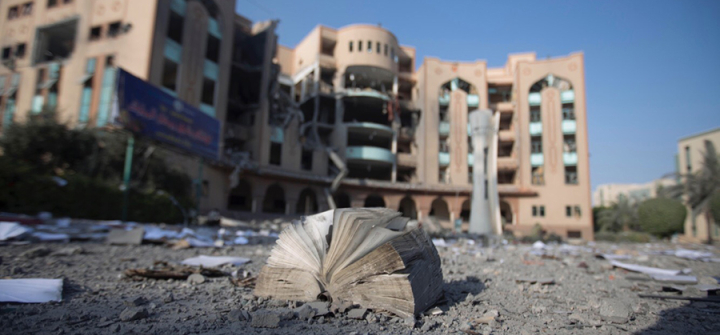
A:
113;68;220;160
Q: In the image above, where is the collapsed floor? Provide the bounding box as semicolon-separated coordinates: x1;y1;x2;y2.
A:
0;236;719;334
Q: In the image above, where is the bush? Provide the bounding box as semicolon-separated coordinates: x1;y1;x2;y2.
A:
710;191;720;225
594;231;655;243
637;198;687;238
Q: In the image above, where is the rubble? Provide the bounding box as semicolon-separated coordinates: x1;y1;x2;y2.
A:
187;273;206;285
107;227;144;245
124;261;227;280
251;311;281;328
119;307;148;322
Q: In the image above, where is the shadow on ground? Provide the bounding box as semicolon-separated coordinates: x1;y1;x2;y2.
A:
634;300;720;335
443;275;486;308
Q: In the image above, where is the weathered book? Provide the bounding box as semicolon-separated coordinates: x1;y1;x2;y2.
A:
254;208;443;318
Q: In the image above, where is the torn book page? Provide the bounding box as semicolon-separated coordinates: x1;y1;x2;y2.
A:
0;279;63;303
181;255;250;268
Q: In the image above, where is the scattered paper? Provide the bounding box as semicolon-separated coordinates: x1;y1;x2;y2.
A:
610;260;683;277
597;254;633;260
432;238;448;247
234;236;249;245
0;279;63;303
651;274;698;284
31;232;70;241
532;241;546;249
674;249;714;261
181;255;250;268
0;222;32;241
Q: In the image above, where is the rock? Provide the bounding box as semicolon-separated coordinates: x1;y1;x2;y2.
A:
21;246;51;258
124;297;148;307
296;305;316;320
421;320;437;331
404;316;416;328
250;311;281;328
163;293;174;303
228;309;250;321
278;310;295;320
331;300;354;314
52;246;83;256
599;299;631;324
305;301;331;316
106;227;144;245
683;286;706;297
347;308;367;320
187;273;206;285
119;307;148;322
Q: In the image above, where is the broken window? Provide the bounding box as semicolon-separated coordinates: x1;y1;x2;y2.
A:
565;166;578;184
167;11;184;43
34;18;78;64
89;26;102;41
568;231;581;238
47;0;58;8
8;6;19;20
161;58;178;91
439;168;447;184
78;58;96;124
574;206;581;217
22;2;33;16
107;21;121;37
270;143;282;166
2;47;11;60
16;43;26;58
206;34;220;63
301;149;313;171
530;106;541;122
348;41;353;52
562;103;575;120
532;166;544;185
530;136;542;153
201;78;215;106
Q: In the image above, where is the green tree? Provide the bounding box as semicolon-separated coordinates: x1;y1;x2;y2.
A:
637;198;687;238
597;195;638;232
667;140;720;244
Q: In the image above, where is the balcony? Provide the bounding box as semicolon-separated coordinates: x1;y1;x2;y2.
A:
439;93;450;106
562;120;577;134
468;153;474;167
563;152;578;165
467;94;479;108
346;122;394;136
529;122;542;135
346;146;395;165
225;123;252;141
396;152;417;168
561;90;575;103
493;101;514;112
528;92;541;106
439;121;450;137
398;126;415;142
439;152;450;167
319;53;336;69
344;88;390;101
498;157;518;170
398;71;414;83
499;129;514;142
530;153;544;166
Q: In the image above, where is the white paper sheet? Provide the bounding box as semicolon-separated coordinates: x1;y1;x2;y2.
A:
181;255;250;267
0;279;63;303
610;260;682;276
0;222;32;241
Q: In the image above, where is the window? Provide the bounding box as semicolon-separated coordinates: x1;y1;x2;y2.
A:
574;206;581;217
358;40;362;51
78;58;96;124
563;135;576;153
201;78;215;105
89;26;102;41
384;44;388;56
22;2;33;15
376;42;380;54
161;58;178;91
367;40;372;52
108;21;121;37
562;103;575;120
565;166;578;184
567;231;581;238
15;43;26;58
439;169;447;183
531;136;542;153
391;47;395;60
167;11;184;43
530;106;541;122
532;166;544;185
348;41;353;52
685;146;691;172
8;6;19;20
539;206;545;217
205;34;220;63
270;143;282;165
301;149;313;171
532;206;537;217
47;0;58;8
566;206;572;217
2;47;11;60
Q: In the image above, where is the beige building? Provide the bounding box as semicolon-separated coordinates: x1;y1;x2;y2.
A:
677;127;720;242
0;6;594;239
593;178;676;207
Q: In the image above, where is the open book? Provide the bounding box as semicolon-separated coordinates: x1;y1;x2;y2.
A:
254;208;443;318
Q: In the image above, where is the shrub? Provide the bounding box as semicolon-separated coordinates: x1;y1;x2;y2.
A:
594;231;655;243
637;198;687;238
710;191;720;225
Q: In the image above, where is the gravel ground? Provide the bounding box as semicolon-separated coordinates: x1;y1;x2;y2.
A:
0;239;719;335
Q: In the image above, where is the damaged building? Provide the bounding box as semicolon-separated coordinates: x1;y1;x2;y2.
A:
0;1;592;239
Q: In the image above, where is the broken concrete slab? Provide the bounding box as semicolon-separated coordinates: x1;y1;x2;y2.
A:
107;227;144;245
227;309;251;322
187;273;206;284
347;308;367;319
599;299;631;324
250;311;281;328
181;255;250;268
305;301;331;316
119;307;148;322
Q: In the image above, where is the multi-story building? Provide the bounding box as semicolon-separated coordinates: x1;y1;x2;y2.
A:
0;7;594;239
677;127;720;242
593;178;676;207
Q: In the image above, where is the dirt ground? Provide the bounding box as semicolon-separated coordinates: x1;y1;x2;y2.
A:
0;238;719;335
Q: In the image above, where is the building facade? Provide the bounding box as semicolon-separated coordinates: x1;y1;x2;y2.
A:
593;178;676;207
677;127;720;242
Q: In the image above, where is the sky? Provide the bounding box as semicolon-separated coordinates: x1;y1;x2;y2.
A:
235;0;720;191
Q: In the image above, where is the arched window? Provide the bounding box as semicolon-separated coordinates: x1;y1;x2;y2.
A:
429;198;450;223
398;196;417;219
228;179;252;211
296;188;318;215
262;184;286;214
333;192;351;208
364;194;385;207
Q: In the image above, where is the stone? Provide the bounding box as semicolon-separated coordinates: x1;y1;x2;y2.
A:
331;300;354;314
599;299;631;324
404;316;417;328
21;246;51;258
421;320;437;331
124;297;148;307
296;305;316;320
228;309;250;322
163;293;174;303
106;227;144;245
119;307;149;322
52;246;84;256
347;308;367;320
305;301;331;316
250;311;281;328
187;274;206;285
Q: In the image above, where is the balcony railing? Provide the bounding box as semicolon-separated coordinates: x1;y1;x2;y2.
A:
528;92;541;106
529;122;542;135
561;90;575;103
530;153;544;166
562;120;576;134
439;93;450;106
396;152;417;168
439;121;450;137
467;94;479;108
346;146;395;164
439;152;450;167
563;152;578;165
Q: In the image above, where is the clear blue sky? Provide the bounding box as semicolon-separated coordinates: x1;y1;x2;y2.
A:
235;0;720;191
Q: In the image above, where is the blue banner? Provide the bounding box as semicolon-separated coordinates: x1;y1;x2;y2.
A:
113;68;220;160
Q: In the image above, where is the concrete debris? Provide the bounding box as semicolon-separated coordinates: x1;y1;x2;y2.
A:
516;277;555;285
181;255;250;267
250;311;281;328
650;274;698;284
330;300;354;314
107;227;144;245
187;273;206;285
20;246;51;258
305;301;331;316
295;304;316;320
124;297;148;307
124;261;226;280
119;307;148;322
599;299;631;324
51;246;83;256
227;309;251;322
346;308;367;320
